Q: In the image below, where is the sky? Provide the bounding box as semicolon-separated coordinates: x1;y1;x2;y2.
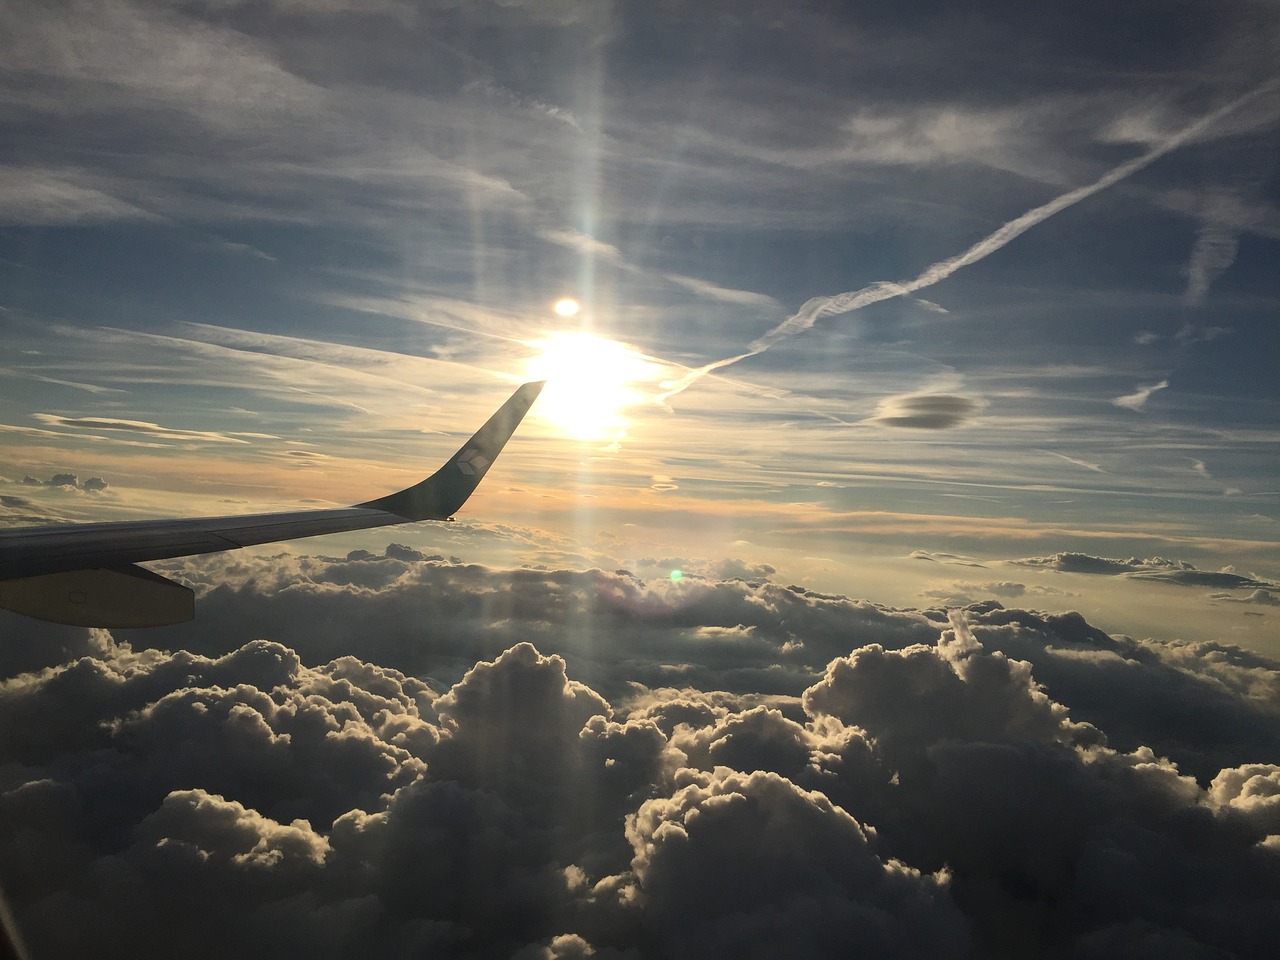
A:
2;1;1279;957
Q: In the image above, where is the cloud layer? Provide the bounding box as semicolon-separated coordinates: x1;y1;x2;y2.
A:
1014;552;1276;590
2;554;1278;958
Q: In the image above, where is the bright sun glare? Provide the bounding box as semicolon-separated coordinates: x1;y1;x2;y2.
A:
525;331;654;442
553;297;580;316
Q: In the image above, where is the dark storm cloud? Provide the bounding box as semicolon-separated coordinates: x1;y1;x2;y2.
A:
3;555;1279;958
1014;552;1276;589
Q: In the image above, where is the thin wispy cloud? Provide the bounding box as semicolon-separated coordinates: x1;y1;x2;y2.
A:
1043;450;1106;473
537;227;626;264
1112;379;1169;410
0;166;158;226
658;81;1280;402
1184;217;1241;305
1191;458;1244;497
464;78;582;131
663;273;780;308
31;415;256;445
1175;322;1232;347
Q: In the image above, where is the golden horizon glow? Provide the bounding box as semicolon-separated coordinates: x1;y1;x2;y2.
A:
524;331;657;442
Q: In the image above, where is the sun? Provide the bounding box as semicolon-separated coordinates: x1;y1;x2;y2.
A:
525;331;656;442
553;297;580;317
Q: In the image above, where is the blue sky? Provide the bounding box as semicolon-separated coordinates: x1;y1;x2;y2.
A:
4;1;1278;652
3;0;1278;650
3;3;1280;957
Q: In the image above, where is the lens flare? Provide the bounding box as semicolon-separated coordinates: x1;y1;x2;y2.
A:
525;331;657;442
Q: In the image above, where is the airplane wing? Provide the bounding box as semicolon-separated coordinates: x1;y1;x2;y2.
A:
0;381;544;628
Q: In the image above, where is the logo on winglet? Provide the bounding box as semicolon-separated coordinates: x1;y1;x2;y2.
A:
456;448;491;477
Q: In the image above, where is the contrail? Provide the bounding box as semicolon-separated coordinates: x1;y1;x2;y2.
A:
658;80;1278;402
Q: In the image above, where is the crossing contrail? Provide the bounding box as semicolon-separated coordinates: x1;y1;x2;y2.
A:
658;81;1279;403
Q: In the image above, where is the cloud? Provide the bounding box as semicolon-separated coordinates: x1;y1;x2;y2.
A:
463;77;582;131
1190;457;1244;497
590;767;969;959
1111;379;1168;410
657;80;1280;401
1211;589;1280;606
2;473;110;499
1014;552;1190;576
1184;192;1246;305
2;559;1279;956
921;581;1026;606
1133;568;1275;589
1175;322;1232;347
662;274;780;308
1043;450;1104;473
0;166;158;226
908;550;987;568
1013;552;1276;590
868;394;981;429
32;414;255;445
537;228;626;265
1210;765;1280;837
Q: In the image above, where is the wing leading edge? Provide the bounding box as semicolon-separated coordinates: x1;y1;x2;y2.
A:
0;381;544;627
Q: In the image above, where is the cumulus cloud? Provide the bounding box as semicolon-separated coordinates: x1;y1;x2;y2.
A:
2;557;1279;957
8;472;110;493
588;767;969;959
868;394;982;429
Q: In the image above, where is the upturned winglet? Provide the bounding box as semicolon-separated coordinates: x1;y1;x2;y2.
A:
356;380;545;520
0;380;545;626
